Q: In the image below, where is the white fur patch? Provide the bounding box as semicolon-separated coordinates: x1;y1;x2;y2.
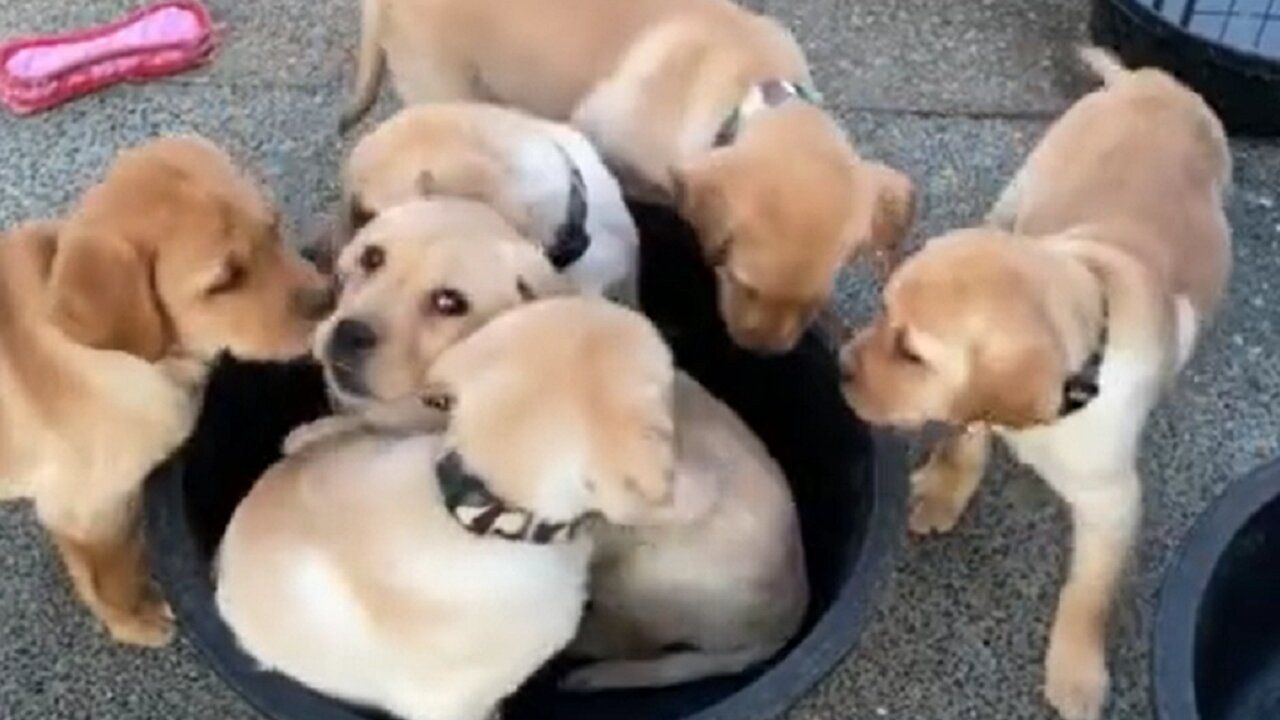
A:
1173;295;1199;372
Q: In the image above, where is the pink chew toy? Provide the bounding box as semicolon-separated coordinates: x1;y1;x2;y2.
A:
0;0;217;116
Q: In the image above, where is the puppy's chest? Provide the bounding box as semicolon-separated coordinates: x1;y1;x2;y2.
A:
1000;352;1165;478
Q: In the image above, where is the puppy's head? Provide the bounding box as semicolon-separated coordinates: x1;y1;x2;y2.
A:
315;198;564;409
329;108;531;259
840;229;1072;430
426;297;678;526
674;106;915;354
48;136;331;362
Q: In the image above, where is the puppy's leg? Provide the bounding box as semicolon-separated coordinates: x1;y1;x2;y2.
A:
909;426;990;535
46;499;173;647
1041;467;1140;720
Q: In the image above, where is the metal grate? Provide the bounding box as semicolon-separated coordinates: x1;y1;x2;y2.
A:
1144;0;1280;55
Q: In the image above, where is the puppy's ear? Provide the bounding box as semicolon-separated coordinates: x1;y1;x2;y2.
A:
849;161;916;276
47;229;168;360
951;332;1064;429
587;380;678;525
671;158;732;265
500;241;571;300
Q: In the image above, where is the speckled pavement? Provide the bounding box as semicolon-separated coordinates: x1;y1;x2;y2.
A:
2;2;1278;720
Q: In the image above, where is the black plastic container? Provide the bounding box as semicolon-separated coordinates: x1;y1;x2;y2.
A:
1154;456;1280;720
144;203;907;720
1091;0;1280;135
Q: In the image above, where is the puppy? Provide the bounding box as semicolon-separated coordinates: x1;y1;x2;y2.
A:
342;0;915;353
563;371;808;690
312;197;567;413
339;102;638;302
840;49;1231;720
0;136;329;646
216;297;684;720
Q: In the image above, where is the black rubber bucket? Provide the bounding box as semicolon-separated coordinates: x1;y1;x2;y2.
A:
145;202;906;720
1091;0;1280;136
1153;456;1280;720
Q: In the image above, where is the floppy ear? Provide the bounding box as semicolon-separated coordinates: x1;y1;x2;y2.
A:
500;241;572;300
951;332;1064;429
47;229;168;360
671;158;731;266
849;161;916;275
587;391;678;525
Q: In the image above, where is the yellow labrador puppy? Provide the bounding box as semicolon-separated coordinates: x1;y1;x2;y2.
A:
342;0;915;353
840;49;1231;720
563;371;808;690
0;136;328;647
216;297;683;720
341;103;638;302
310;197;567;414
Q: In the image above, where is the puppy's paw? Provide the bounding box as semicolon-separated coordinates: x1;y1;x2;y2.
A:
1044;632;1109;720
908;464;967;535
107;600;175;648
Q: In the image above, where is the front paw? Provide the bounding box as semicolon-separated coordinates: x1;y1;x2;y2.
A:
908;465;967;535
1044;631;1109;720
106;599;175;648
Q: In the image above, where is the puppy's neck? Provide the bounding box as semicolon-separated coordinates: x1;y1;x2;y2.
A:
1039;250;1108;376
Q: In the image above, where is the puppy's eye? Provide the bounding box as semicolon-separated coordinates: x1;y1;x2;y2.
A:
894;330;924;365
359;244;385;274
208;261;247;296
424;287;470;317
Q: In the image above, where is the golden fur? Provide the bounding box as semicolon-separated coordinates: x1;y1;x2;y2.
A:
313;198;567;409
217;298;683;720
342;0;915;352
840;50;1231;720
0;136;327;646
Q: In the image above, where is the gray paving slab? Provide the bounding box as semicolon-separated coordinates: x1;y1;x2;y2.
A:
2;1;1279;720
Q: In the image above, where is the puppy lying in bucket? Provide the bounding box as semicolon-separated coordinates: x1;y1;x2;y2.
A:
216;297;688;720
334;102;638;303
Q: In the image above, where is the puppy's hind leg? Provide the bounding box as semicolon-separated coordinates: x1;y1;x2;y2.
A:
560;644;783;691
1041;466;1140;720
43;493;173;647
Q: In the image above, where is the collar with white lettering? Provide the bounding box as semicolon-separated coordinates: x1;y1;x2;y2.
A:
436;450;585;544
714;79;823;148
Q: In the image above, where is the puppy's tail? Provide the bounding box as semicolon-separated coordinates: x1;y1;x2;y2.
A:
340;0;386;133
1078;46;1129;86
560;645;782;691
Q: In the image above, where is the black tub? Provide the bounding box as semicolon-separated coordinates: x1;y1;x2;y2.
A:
1091;0;1280;135
145;203;906;720
1154;456;1280;720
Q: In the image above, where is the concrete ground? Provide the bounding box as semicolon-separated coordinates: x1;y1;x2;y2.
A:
1;1;1278;719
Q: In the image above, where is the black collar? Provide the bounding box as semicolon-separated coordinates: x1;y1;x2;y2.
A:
546;143;590;270
1058;303;1109;417
436;450;585;544
714;79;822;148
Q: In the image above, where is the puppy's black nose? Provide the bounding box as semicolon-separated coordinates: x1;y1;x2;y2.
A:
329;318;378;357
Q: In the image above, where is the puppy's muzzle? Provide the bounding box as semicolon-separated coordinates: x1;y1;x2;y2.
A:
324;318;378;396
